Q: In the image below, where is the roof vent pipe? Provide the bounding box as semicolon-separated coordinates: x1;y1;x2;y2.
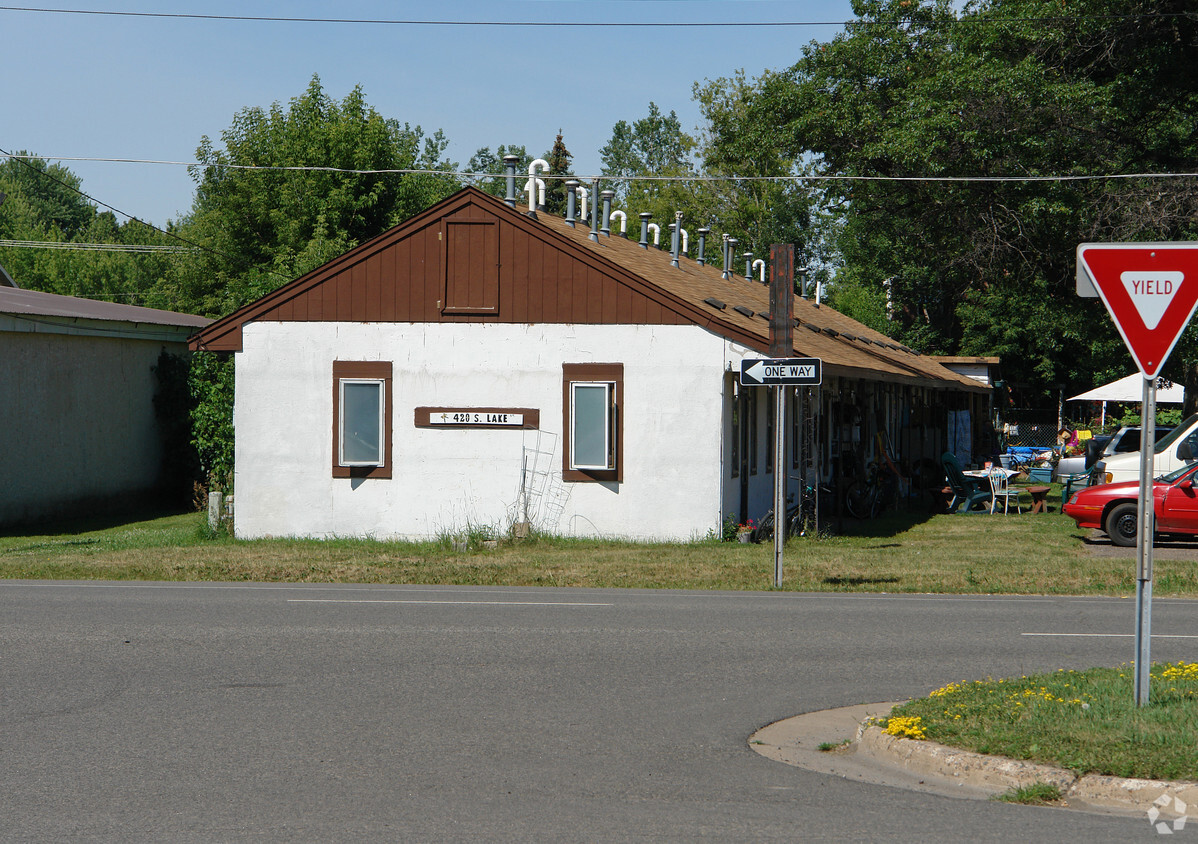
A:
752;258;766;283
696;227;710;265
680;228;689;255
588;179;600;242
610;210;627;237
577;185;589;221
502;155;519;207
600;190;614;237
565;179;579;226
743;252;754;281
638;212;652;249
647;222;660;247
524;178;546;215
669;213;681;268
721;234;730;278
527;159;549;213
798;265;809;299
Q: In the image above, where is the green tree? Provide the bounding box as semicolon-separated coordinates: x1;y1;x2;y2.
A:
738;0;1198;400
178;74;460;316
467;144;530;199
543;133;573;215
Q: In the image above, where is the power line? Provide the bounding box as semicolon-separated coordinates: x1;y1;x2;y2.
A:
0;5;1188;27
4;152;1196;184
0;239;196;253
0;146;289;279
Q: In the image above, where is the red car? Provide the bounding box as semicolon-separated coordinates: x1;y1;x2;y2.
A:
1063;462;1198;547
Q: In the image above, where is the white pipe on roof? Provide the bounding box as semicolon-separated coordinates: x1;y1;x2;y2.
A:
527;159;549;211
647;222;660;246
610;210;626;234
752;258;765;283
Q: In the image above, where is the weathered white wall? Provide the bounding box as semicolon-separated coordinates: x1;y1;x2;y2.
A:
0;332;180;526
234;322;732;541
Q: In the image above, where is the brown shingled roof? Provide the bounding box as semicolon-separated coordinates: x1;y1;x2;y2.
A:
535;207;984;392
188;186;983;393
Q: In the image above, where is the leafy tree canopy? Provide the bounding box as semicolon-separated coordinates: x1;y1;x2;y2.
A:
727;0;1198;401
180;74;460;315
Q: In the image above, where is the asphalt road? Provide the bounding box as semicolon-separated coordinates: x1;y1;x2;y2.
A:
3;581;1194;842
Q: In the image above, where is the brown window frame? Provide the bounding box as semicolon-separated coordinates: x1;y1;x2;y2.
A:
332;361;393;479
562;363;623;483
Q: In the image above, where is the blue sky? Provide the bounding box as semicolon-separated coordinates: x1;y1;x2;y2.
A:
3;1;856;228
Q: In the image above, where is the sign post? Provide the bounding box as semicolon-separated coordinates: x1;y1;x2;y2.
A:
768;246;795;589
1077;242;1198;706
741;356;821;588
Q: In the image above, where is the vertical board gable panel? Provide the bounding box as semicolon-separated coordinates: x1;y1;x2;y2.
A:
336;267;352;322
322;268;337;321
307;279;322;320
366;253;381;320
422;225;439;321
351;262;366;320
556;248;572;321
379;247;395;322
616;281;633;323
585;266;603;323
602;274;619;323
528;242;548;323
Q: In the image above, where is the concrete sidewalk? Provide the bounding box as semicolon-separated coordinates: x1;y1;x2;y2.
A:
751;703;1198;822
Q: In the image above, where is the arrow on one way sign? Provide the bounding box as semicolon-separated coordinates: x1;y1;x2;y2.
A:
740;357;822;386
1077;243;1198;378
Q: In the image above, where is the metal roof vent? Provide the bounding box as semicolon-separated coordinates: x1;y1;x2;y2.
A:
696;228;710;266
600;190;614;237
502;155;519;207
565;179;579;227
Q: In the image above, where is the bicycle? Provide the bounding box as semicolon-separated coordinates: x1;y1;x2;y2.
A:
844;460;899;519
750;482;832;542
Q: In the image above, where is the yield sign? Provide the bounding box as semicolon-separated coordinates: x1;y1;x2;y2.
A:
1076;243;1198;378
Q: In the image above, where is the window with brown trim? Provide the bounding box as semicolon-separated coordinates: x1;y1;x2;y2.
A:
332;361;393;479
562;363;623;483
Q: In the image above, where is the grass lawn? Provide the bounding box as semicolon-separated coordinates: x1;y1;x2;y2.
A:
2;487;1196;596
880;662;1198;783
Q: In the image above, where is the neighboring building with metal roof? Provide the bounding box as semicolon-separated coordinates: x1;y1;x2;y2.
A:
1;286;210;527
191;185;988;541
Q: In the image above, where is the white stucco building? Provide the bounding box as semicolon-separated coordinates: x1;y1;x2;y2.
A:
192;186;986;540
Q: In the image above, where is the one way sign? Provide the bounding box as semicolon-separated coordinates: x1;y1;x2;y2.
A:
740;357;822;386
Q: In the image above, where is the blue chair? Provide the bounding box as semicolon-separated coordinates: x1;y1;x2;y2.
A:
940;451;993;513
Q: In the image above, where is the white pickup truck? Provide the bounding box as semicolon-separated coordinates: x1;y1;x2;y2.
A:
1094;413;1198;485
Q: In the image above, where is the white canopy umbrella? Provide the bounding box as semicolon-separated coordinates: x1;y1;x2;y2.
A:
1069;373;1184;426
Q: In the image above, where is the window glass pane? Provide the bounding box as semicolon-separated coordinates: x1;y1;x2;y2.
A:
572;383;610;469
342;381;382;465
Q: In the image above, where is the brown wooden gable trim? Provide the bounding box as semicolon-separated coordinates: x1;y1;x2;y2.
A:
189;190;484;351
189;187;767;353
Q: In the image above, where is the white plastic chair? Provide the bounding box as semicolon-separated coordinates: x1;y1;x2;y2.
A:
988;467;1022;514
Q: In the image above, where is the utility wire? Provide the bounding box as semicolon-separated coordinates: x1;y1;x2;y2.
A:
0;5;1189;27
0;146;289;279
0;238;196;253
4;152;1196;184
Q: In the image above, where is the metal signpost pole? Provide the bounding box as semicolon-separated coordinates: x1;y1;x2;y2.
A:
1134;378;1156;706
774;386;786;588
769;245;795;589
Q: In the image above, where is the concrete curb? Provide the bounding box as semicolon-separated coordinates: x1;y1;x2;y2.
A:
857;724;1198;815
751;703;1198;819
